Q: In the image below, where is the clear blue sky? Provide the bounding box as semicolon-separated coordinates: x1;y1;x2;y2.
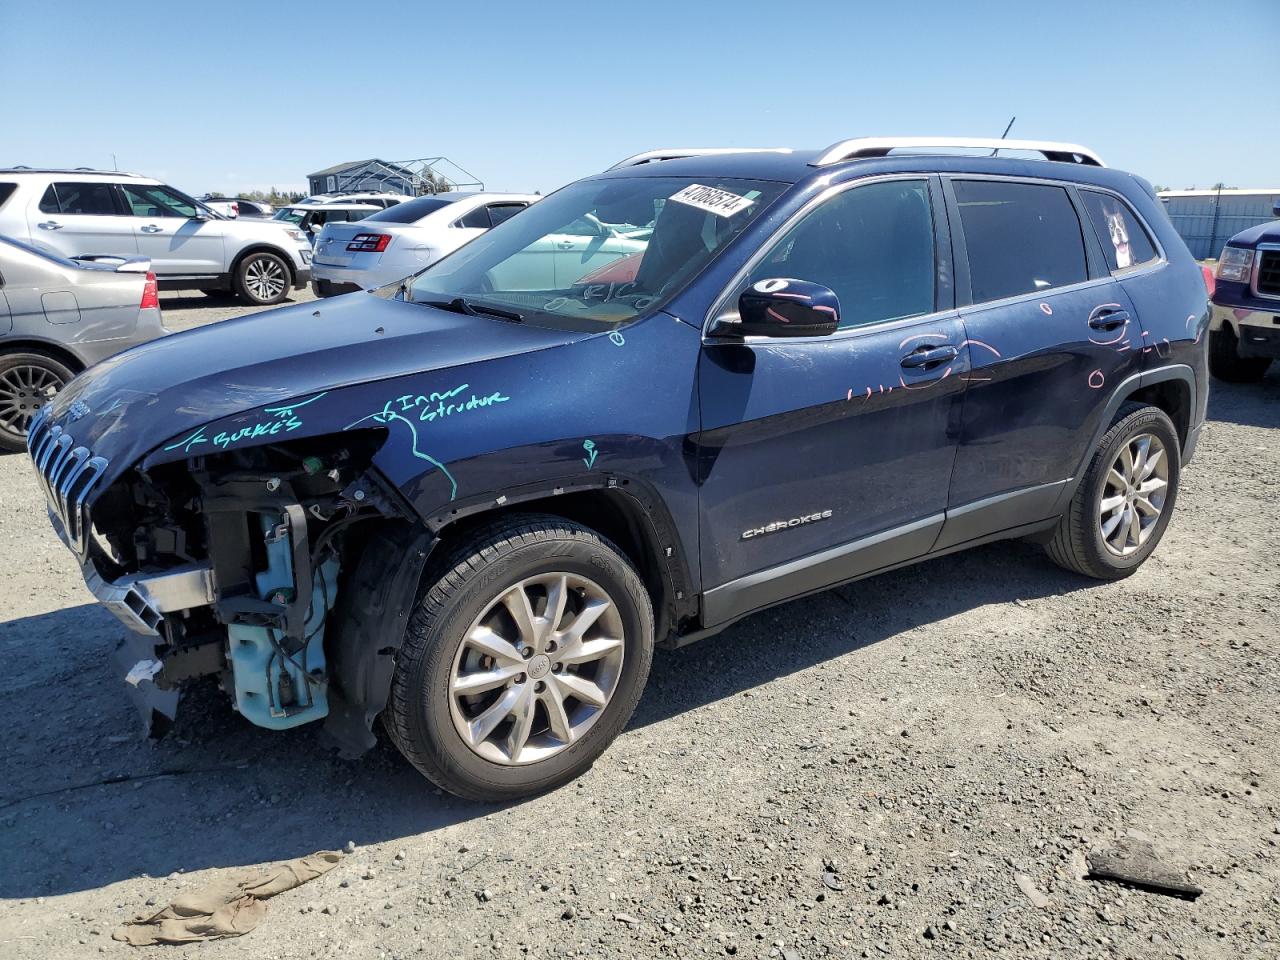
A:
3;0;1277;196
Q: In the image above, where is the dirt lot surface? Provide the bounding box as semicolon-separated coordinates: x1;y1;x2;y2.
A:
1;295;1277;958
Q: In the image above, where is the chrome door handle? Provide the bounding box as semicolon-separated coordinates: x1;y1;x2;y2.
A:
900;345;959;368
37;221;62;230
140;224;163;234
1088;308;1129;330
557;241;575;249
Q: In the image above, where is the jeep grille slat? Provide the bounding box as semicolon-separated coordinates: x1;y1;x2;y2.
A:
26;413;110;559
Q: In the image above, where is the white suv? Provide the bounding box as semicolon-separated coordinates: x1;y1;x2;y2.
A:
0;169;313;305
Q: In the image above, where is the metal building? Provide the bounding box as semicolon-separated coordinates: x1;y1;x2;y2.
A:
1158;188;1280;260
306;157;484;197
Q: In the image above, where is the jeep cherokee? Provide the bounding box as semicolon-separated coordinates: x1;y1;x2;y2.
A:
27;137;1209;801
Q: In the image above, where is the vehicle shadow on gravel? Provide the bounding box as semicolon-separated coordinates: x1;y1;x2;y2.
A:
0;541;1091;900
632;539;1090;730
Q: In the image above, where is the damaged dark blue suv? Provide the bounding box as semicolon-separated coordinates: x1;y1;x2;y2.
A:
28;137;1210;800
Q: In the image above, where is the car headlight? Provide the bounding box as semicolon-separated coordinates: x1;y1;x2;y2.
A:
1216;246;1254;283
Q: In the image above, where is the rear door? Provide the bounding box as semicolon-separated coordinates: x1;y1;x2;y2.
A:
935;176;1145;548
28;181;138;260
119;183;224;275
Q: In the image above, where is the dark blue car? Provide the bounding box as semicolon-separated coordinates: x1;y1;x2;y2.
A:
1208;203;1280;381
27;138;1210;800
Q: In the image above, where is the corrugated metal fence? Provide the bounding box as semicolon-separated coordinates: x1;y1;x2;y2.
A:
1160;191;1280;260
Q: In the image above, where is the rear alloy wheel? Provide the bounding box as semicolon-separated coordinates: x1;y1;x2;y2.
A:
1208;324;1271;382
385;515;654;801
0;351;74;453
234;251;291;305
1045;403;1181;580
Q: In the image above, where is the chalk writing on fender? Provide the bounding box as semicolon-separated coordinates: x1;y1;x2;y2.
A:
162;392;327;455
385;384;510;422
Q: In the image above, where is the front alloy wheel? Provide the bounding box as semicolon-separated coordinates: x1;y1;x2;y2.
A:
234;252;291;305
449;573;625;765
385;515;654;801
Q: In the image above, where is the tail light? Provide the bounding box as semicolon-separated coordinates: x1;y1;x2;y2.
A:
1200;264;1215;298
347;233;391;253
140;271;160;310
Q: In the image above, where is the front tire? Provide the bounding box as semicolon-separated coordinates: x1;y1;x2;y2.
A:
385;515;654;801
233;251;292;306
1045;403;1181;580
1208;324;1271;382
0;350;75;453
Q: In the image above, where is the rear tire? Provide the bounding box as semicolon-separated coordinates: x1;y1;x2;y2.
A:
1045;403;1181;580
1208;325;1270;382
384;514;654;801
0;350;75;453
233;251;292;306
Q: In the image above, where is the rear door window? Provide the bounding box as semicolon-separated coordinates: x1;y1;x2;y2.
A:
456;206;492;229
39;181;120;215
486;203;527;226
953;180;1088;302
1080;190;1159;272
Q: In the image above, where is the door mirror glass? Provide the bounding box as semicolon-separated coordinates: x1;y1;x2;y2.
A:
728;279;840;337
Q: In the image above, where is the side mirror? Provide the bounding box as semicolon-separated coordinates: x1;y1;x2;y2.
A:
1273;200;1280;218
723;279;840;338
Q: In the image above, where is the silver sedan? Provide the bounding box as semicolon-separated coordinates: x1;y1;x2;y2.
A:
0;236;168;451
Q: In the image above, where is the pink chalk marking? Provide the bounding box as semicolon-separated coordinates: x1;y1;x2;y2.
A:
959;338;1002;358
898;332;948;350
847;388;853;401
811;304;837;315
765;306;791;324
771;292;812;300
1039;303;1053;316
1088;370;1105;389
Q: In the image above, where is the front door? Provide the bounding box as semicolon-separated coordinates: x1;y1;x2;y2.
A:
936;176;1148;548
119;183;225;276
697;176;966;626
27;180;138;260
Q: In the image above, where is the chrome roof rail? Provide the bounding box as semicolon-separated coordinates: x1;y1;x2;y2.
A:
608;147;794;170
811;137;1106;168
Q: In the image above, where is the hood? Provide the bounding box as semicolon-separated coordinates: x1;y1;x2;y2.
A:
1226;219;1280;247
40;292;588;486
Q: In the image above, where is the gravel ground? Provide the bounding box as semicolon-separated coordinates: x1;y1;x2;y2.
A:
0;296;1277;958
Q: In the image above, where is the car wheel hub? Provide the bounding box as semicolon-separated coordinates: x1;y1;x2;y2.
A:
0;365;63;435
1098;432;1168;557
448;572;625;766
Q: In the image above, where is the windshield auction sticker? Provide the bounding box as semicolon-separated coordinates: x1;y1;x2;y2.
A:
669;184;754;217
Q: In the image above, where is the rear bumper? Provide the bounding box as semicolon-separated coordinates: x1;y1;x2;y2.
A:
311;259;386;291
1210;304;1280;358
312;279;362;298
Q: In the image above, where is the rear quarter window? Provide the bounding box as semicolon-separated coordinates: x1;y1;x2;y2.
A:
1080;190;1159;272
953;180;1088;303
0;183;17;210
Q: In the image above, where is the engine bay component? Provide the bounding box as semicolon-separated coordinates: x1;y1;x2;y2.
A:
228;511;339;729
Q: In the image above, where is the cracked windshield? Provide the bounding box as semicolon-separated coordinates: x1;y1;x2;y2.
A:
406;176;786;329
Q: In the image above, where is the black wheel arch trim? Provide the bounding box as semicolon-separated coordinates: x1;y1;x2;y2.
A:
230;244;296;287
1051;363;1197;516
420;471;699;635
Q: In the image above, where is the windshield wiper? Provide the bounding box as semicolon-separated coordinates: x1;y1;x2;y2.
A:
420;296;524;323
